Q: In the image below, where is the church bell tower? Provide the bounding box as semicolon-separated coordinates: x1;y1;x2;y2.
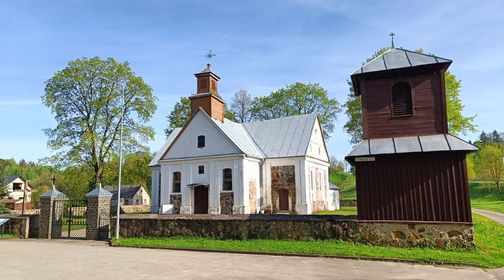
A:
189;64;225;122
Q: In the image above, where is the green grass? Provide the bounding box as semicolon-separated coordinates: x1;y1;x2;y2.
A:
316;206;357;216
0;234;17;239
112;214;504;269
470;182;504;213
329;170;356;200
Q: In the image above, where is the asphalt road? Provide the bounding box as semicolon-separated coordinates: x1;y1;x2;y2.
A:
473;208;504;225
1;239;503;280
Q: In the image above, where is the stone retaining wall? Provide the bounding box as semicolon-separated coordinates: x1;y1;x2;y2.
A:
112;214;474;249
0;215;30;238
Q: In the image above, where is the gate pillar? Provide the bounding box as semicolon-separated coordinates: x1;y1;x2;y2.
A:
38;187;66;239
86;185;112;240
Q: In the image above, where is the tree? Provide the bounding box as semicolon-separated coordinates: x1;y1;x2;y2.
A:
102;151;153;193
230;89;253;123
477;144;504;191
0;160;7;198
165;97;235;137
343;48;476;144
251;82;340;139
43;57;157;187
165;97;191;136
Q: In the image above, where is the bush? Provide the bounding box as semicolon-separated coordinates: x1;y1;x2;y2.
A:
0;203;10;214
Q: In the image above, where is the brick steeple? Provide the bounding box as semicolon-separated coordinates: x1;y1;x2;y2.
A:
189;64;225;122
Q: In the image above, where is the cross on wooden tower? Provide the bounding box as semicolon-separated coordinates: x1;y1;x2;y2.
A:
204;49;216;60
389;32;396;48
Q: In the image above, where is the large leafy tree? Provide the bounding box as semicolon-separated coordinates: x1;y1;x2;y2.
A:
102;151;153;193
251;82;340;139
343;48;476;144
43;57;157;187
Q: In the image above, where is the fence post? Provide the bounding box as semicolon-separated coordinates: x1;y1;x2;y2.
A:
86;185;113;240
38;188;65;239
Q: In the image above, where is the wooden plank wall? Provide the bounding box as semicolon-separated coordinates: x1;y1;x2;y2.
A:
356;152;472;222
361;69;447;139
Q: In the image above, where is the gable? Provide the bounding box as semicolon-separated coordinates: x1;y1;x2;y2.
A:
163;111;242;160
306;117;329;162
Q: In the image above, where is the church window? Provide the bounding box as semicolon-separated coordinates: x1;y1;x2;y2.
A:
173;172;181;193
198;165;205;174
223;168;232;191
200;79;208;90
197;135;205;148
391;82;413;117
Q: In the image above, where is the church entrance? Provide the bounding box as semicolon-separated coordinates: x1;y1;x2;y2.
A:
194;186;209;214
278;189;289;211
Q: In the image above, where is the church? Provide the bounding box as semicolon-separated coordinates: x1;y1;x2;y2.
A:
149;64;338;215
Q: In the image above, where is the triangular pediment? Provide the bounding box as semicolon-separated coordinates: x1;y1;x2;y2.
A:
162;110;242;160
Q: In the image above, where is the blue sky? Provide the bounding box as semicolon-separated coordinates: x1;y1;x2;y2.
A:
0;0;503;164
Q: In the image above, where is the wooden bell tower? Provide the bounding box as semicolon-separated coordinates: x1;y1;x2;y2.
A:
346;48;477;223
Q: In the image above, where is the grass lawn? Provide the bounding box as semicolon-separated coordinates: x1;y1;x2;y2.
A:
0;234;17;239
470;182;504;213
112;214;504;269
316;206;357;216
329;170;356;200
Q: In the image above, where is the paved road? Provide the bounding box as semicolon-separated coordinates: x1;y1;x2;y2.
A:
1;239;503;280
473;208;504;225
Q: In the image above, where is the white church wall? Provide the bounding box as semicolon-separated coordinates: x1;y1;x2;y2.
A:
306;117;329;163
158;155;245;215
262;157;307;213
242;157;261;214
150;166;161;213
163;112;242;160
305;157;331;213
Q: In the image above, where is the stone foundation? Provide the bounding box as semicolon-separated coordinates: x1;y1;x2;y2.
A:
113;215;474;249
170;195;182;214
220;192;234;214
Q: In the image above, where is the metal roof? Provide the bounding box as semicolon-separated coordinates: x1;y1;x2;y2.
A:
103;185;144;200
244;114;317;158
150;110;318;164
149;127;182;166
346;134;477;160
211;118;266;159
351;48;452;76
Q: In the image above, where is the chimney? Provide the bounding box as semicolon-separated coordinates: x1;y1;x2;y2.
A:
189;64;225;122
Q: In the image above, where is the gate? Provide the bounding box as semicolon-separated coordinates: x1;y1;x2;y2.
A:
52;199;87;239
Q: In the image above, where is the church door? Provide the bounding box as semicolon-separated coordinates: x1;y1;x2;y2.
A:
194;186;208;214
278;189;289;211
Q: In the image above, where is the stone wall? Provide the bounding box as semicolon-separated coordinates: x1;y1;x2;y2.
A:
170;195;182;214
0;215;30;238
113;214;474;249
271;165;296;214
220;193;234;214
119;205;151;214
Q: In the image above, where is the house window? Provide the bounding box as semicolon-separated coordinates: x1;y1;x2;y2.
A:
198;165;205;174
197;135;205;148
173;172;181;193
223;168;232;191
391;82;413;117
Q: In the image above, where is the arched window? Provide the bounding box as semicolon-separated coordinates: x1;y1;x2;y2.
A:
197;135;205;148
223;168;232;191
391;82;413;117
172;172;181;193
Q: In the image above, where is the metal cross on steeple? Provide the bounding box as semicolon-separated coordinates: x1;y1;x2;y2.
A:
389;32;396;48
51;174;57;190
204;49;216;60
